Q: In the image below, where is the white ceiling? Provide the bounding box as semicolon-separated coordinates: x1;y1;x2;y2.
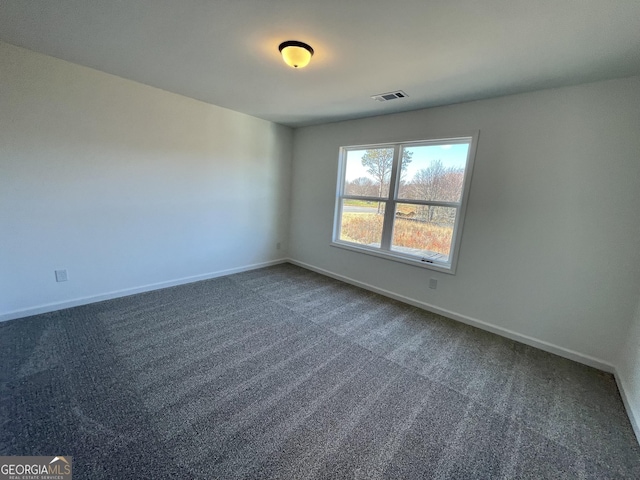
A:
1;0;640;127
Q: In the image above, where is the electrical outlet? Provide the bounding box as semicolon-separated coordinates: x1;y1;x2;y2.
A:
276;242;281;250
429;278;437;290
55;269;68;282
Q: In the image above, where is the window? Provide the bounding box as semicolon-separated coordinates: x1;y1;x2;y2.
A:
332;134;478;273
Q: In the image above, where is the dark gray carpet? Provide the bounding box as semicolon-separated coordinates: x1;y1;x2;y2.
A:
1;263;638;479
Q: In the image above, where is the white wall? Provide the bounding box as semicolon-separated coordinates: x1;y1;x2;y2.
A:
618;292;640;440
289;76;640;368
0;42;292;319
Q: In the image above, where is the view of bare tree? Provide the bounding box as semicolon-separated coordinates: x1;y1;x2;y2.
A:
345;176;377;197
360;148;413;212
402;159;464;223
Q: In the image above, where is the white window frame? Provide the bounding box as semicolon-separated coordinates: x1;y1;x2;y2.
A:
331;132;479;274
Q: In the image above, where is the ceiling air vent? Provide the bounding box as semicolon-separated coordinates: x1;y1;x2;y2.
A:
371;90;408;102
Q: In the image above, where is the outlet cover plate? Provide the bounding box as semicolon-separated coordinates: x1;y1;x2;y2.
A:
55;269;68;282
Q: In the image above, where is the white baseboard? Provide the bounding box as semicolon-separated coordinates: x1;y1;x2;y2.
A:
287;258;616;374
287;259;640;445
289;259;640;443
3;256;637;445
0;258;288;322
614;370;640;444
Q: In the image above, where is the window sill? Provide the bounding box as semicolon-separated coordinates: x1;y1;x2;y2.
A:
330;241;456;274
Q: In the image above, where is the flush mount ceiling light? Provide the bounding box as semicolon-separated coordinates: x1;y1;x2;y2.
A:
278;40;314;68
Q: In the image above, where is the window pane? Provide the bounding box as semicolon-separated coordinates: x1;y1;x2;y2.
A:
391;203;457;260
397;143;469;203
344;148;394;198
339;199;385;248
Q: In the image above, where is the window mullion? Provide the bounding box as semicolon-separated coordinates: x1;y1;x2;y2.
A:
380;145;401;250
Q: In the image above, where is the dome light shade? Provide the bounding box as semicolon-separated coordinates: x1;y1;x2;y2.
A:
278;41;314;68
